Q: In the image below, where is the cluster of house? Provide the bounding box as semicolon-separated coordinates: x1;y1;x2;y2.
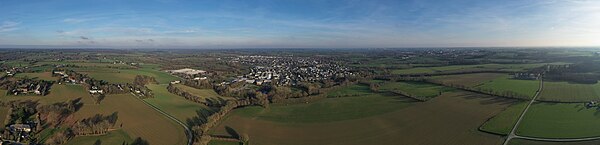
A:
1;124;33;143
52;70;80;84
10;82;44;95
229;55;353;86
89;86;104;94
167;68;209;81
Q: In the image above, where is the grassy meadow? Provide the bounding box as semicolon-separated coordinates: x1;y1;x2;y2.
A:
516;102;600;138
145;84;210;122
430;73;506;87
475;76;539;98
392;63;567;75
378;81;454;99
173;84;230;100
14;72;57;81
65;129;133;145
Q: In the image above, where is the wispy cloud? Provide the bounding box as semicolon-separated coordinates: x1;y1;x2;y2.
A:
0;21;20;32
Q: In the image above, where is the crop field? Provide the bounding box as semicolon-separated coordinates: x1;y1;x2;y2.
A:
174;84;230;100
65;129;133;145
378;81;454;99
14;72;57;81
208;140;240;145
480;101;528;135
72;65;178;84
145;84;210;122
429;73;506;87
326;84;372;97
73;94;186;145
516;102;600;138
211;92;512;145
538;81;600;102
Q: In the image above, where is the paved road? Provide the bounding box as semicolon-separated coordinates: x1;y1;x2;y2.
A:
132;92;194;145
502;77;544;145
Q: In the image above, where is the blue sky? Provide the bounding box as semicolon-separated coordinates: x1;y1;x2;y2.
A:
0;0;599;48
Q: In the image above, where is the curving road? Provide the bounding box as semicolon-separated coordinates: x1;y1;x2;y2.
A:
132;92;194;145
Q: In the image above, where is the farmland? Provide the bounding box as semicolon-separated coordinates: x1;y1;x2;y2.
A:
378;81;455;99
538;81;600;102
326;84;372;97
145;84;210;122
72;93;186;145
516;102;600;138
430;73;506;87
392;63;562;75
211;91;512;145
173;84;230;100
14;72;57;81
475;76;539;98
0;84;91;104
65;129;133;145
480;101;528;135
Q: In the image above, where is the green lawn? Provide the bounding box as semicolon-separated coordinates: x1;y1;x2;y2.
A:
480;101;528;135
476;76;539;99
539;81;600;102
516;102;600;138
65;129;133;145
379;81;454;99
145;84;210;122
232;92;415;123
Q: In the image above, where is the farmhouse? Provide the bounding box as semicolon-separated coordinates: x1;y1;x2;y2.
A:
9;124;31;133
89;86;104;94
167;68;206;75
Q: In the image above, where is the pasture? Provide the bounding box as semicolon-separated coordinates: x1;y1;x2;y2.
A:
508;138;600;145
516;102;600;138
145;84;209;122
0;84;92;104
211;92;512;145
68;64;178;84
0;107;9;127
208;140;240;145
392;63;566;75
480;101;527;135
538;81;600;102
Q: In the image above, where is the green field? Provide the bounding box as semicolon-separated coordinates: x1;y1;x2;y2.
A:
538;81;600;102
379;81;454;99
15;72;58;81
508;138;600;145
326;84;372;97
0;107;9;127
392;63;566;74
174;84;230;100
71;64;178;84
145;84;210;122
0;84;91;104
211;91;512;145
516;102;600;138
430;73;506;87
65;129;133;145
476;76;539;98
480;101;527;135
233;92;415;123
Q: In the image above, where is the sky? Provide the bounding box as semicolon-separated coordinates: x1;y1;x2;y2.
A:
0;0;599;48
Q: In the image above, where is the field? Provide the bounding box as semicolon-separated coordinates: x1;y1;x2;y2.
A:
392;63;567;75
326;84;372;97
211;91;513;145
538;81;600;102
508;138;600;145
480;101;528;135
72;93;186;145
516;102;600;138
14;72;57;81
145;84;209;122
69;64;178;84
208;140;240;145
173;84;230;100
430;73;506;87
475;76;539;98
378;81;454;99
65;129;133;145
0;84;91;104
0;107;9;127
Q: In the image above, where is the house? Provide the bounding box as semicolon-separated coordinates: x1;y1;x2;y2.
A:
9;124;31;132
170;80;181;84
89;86;103;94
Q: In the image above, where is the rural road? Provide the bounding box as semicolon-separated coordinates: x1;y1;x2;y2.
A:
502;77;543;145
132;92;194;145
502;77;600;144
